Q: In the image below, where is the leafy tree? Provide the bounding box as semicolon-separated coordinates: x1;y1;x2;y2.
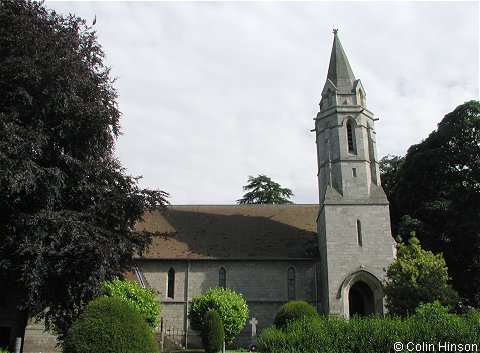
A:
388;101;480;306
384;236;458;316
202;309;224;353
63;297;159;353
379;154;405;200
188;287;249;344
103;278;160;332
237;174;294;204
0;0;168;338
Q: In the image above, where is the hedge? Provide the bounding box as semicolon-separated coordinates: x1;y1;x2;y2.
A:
259;302;480;353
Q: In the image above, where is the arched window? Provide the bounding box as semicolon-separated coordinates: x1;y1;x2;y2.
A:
357;220;363;247
346;120;356;154
167;267;175;299
287;267;296;300
219;267;226;289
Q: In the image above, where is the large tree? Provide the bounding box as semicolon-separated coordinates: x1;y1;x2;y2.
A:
384;236;458;316
237;174;294;204
0;0;168;338
387;101;480;306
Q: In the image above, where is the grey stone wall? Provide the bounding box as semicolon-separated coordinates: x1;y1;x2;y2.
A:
22;319;61;353
139;259;320;349
318;201;395;316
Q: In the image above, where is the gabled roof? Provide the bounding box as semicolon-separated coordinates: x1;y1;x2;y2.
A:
136;204;319;260
326;31;356;94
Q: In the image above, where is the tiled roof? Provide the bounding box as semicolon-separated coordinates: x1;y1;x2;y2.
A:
136;204;319;260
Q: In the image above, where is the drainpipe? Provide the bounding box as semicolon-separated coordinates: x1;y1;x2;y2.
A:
184;260;190;348
314;261;319;312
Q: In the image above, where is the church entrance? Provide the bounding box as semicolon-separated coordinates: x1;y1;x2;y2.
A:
348;281;374;317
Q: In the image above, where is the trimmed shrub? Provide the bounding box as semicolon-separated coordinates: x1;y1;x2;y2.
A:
189;287;249;344
202;309;224;353
273;301;318;329
63;296;159;353
103;277;160;331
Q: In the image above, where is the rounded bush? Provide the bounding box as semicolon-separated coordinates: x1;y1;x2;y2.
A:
273;301;318;329
202;309;224;353
63;296;159;353
189;287;248;344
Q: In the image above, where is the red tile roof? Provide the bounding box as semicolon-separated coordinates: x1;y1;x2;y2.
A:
136;204;319;260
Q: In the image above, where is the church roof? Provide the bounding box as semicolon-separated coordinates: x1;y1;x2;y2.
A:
136;204;319;260
326;30;356;94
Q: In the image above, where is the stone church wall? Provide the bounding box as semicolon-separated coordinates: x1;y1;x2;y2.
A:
138;259;320;349
318;203;395;315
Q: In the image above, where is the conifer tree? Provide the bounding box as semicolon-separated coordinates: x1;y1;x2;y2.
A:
237;174;294;204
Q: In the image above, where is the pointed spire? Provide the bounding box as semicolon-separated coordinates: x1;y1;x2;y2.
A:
326;29;356;93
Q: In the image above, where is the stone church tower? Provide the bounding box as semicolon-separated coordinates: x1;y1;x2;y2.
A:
315;30;395;317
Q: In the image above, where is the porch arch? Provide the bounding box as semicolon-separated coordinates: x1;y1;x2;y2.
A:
337;270;384;318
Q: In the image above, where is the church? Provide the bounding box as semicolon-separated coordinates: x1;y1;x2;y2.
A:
16;31;395;352
126;30;396;349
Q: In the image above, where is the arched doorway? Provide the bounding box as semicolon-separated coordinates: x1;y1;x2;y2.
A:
348;281;374;316
339;270;385;318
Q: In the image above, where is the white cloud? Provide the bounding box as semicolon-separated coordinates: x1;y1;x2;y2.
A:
46;1;479;204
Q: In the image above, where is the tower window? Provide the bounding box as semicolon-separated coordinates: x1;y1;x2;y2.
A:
346;120;356;154
219;267;226;289
352;168;357;177
167;267;175;299
287;267;296;300
357;220;363;247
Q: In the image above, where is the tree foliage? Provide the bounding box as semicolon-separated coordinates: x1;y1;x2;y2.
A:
103;278;160;332
202;309;224;353
258;302;479;353
273;301;318;330
379;154;405;200
63;297;158;353
384;236;458;316
0;0;168;338
188;287;249;344
386;100;480;306
237;174;294;204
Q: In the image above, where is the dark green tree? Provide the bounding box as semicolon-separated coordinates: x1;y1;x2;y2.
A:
384;236;458;316
0;0;168;338
237;174;294;204
379;154;405;200
389;101;480;306
202;310;224;353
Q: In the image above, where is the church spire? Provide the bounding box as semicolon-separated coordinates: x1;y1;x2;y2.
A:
326;29;356;94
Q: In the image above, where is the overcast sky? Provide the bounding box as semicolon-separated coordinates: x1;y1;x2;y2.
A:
45;1;479;205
